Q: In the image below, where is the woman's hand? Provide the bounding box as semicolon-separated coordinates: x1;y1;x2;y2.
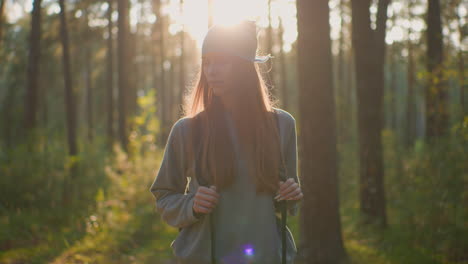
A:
193;185;220;216
275;178;303;201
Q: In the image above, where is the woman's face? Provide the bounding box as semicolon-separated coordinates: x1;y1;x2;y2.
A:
203;53;235;97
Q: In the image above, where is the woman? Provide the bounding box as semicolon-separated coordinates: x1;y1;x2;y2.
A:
149;20;303;264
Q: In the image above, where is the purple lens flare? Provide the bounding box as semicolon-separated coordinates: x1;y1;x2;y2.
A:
242;243;255;256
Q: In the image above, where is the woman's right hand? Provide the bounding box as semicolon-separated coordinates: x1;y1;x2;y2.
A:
193;185;220;216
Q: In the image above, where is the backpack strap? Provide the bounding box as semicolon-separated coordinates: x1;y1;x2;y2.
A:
190;115;217;264
272;109;288;264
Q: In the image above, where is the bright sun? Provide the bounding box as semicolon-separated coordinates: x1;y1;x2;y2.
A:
181;0;298;52
211;0;264;26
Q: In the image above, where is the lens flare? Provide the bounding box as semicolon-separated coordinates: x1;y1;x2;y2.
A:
243;243;255;256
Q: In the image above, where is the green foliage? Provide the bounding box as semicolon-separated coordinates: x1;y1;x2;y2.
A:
127;89;161;158
384;119;468;262
0;133;110;263
339;119;468;264
46;145;173;263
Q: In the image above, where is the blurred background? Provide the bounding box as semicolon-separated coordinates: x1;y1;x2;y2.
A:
0;0;466;263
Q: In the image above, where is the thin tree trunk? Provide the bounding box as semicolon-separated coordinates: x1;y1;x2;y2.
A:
350;0;389;227
278;17;288;110
168;54;175;123
0;0;6;44
406;0;416;147
266;0;276;97
86;49;93;142
455;5;465;118
128;32;137;119
153;0;168;145
117;0;130;151
296;0;347;262
425;0;447;139
345;1;355;143
58;0;78;205
106;0;115;149
179;0;185;118
84;8;93;142
337;0;345;142
3;88;14;151
24;0;42;136
389;42;397;131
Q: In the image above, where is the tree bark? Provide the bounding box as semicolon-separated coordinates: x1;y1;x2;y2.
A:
389;41;397;131
0;0;6;44
179;0;185;118
24;0;42;135
168;53;175;123
153;0;168;145
425;0;447;139
455;3;465;118
106;0;115;150
406;0;416;147
117;0;130;151
337;0;346;142
84;8;93;142
350;0;389;227
266;0;276;98
296;0;347;263
278;18;288;110
58;0;78;204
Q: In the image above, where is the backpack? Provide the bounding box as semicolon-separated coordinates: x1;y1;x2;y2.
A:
188;109;289;264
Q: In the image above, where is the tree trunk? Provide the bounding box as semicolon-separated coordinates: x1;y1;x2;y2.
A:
168;53;175;123
106;0;115;150
337;0;345;142
0;0;6;44
389;42;397;131
128;31;137;119
179;0;185;118
58;0;78;205
345;1;355;143
278;18;288;110
84;8;93;142
455;5;465;118
350;0;389;227
405;0;416;147
3;88;14;151
153;0;168;145
266;0;276;98
296;0;347;263
24;0;42;136
425;0;447;139
117;0;130;151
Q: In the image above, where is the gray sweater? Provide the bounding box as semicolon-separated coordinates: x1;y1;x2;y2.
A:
149;107;301;264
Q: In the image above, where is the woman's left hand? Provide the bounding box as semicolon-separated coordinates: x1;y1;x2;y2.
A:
275;178;303;201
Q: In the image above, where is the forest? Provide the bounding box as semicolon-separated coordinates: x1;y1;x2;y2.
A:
0;0;466;263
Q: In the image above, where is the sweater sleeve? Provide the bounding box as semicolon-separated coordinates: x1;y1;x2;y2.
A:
149;118;201;228
275;115;301;217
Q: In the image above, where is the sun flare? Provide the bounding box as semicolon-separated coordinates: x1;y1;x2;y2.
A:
180;0;298;52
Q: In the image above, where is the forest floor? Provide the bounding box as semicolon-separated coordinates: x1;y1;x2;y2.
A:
0;148;449;264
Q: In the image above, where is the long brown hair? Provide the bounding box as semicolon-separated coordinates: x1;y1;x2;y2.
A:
182;55;285;195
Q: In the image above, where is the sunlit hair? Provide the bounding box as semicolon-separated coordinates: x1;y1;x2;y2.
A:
180;54;285;195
